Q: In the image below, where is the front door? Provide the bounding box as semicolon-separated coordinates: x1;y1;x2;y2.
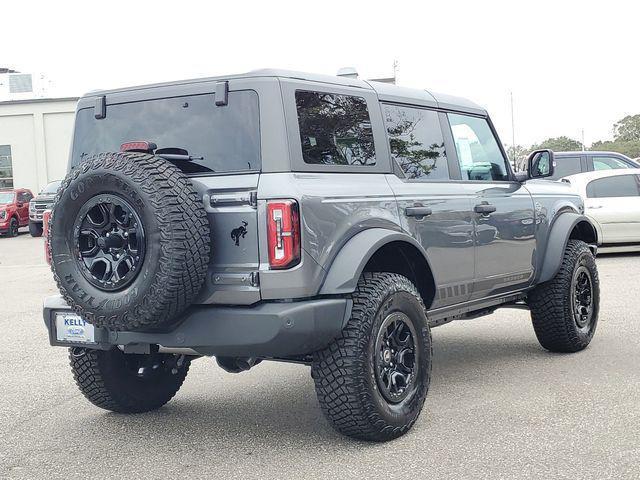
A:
446;113;536;299
383;104;475;309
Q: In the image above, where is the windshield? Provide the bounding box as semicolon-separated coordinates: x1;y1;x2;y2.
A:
71;90;261;174
0;192;14;204
41;181;61;194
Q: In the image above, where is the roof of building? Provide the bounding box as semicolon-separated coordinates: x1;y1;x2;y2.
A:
82;68;486;115
0;97;79;107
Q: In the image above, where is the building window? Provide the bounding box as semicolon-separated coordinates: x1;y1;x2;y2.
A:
295;90;376;166
0;145;12;188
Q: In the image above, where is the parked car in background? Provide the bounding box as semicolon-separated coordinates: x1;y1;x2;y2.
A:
0;188;34;237
563;169;640;247
518;151;638;180
29;180;61;237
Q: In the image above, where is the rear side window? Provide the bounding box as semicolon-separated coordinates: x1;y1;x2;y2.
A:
592;156;630;170
448;114;509;181
586;175;640;198
295;90;375;166
551;156;582;180
72;91;261;174
383;105;448;180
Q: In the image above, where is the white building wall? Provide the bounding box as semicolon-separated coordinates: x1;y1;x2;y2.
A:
0;98;78;193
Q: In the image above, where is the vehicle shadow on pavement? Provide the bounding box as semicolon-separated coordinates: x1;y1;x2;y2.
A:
67;332;557;446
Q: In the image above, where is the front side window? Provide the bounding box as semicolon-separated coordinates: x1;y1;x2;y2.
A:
383;105;448;180
295;90;375;166
551;156;582;180
0;145;13;188
72;91;261;174
592;156;630;170
448;114;509;181
586;175;640;198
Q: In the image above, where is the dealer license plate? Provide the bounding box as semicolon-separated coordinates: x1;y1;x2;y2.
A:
55;313;95;344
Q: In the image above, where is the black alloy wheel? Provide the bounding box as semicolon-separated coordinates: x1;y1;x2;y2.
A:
572;266;594;332
73;194;145;292
374;312;418;404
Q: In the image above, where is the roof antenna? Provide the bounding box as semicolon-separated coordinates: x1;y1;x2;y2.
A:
336;67;359;79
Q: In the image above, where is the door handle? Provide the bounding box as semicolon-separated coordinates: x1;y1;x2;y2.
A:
588;205;603;209
405;206;433;218
474;203;497;215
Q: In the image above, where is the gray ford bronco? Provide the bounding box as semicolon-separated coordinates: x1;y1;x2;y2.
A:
43;69;600;442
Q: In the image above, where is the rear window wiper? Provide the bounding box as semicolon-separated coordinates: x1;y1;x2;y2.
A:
156;153;204;162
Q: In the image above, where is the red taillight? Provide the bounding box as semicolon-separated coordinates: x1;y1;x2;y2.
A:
43;210;52;265
267;200;301;269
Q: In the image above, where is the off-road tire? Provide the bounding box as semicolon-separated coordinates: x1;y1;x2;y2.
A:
69;348;190;413
7;217;19;237
312;272;432;442
48;152;210;331
528;240;599;352
29;221;43;237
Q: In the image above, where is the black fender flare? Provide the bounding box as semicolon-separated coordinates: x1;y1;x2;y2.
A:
319;228;433;295
537;213;598;284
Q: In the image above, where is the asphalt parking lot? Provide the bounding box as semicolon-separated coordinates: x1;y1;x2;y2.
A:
1;233;639;479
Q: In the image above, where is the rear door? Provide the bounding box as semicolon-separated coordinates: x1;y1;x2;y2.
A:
585;174;640;243
382;104;475;308
70;77;284;305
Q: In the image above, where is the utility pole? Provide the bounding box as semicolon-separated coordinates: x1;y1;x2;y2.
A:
581;129;586;151
510;91;516;160
392;60;399;83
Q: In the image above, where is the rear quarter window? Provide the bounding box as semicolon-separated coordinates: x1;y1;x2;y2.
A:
71;91;261;174
295;90;375;166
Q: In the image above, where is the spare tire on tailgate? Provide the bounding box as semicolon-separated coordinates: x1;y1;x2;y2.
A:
48;152;210;331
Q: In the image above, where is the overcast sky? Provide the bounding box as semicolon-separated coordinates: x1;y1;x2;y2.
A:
3;0;639;147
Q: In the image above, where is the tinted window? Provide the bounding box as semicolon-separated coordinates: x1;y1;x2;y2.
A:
72;91;260;174
383;105;448;180
592;156;630;170
448;114;509;181
551;156;582;180
586;175;640;198
295;90;375;166
18;192;32;203
0;145;13;188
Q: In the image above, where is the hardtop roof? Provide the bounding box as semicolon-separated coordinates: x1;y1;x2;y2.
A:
82;68;486;115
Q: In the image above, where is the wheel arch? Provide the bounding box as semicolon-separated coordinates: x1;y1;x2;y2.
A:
319;228;437;309
537;213;598;284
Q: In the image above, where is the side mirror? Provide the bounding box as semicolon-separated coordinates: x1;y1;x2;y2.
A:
526;149;555;180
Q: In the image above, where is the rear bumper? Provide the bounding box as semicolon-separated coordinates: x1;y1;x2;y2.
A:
43;295;351;357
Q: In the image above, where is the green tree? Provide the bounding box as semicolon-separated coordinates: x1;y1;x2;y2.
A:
590;139;640;159
505;144;529;168
531;136;583;152
613;114;640;142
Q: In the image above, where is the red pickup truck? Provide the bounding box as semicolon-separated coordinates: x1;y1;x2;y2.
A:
0;188;34;237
